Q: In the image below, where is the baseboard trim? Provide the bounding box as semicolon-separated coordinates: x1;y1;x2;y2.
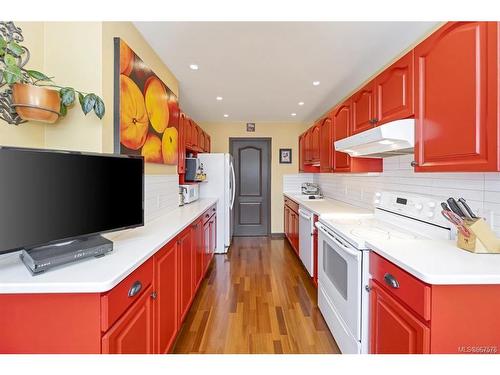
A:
270;232;285;239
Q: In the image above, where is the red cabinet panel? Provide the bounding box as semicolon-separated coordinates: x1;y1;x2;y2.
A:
298;134;305;172
319;116;334;172
199;130;205;151
192;218;204;290
178;227;193;323
332;102;352;171
351;81;376;135
370;280;430;354
304;129;312;164
311;123;321;163
206;134;211;152
414;22;499;172
154;240;178;354
375;51;414;125
191;122;200;150
102;285;154;354
178;112;186;174
101;258;153;332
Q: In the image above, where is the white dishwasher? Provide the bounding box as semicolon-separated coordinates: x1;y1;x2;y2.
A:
298;207;314;276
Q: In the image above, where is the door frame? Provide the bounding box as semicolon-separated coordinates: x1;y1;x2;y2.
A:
229;137;272;236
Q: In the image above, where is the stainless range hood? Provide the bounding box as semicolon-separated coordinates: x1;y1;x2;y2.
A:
334;119;414;158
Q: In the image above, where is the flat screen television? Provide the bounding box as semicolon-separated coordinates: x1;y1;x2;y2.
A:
0;147;144;255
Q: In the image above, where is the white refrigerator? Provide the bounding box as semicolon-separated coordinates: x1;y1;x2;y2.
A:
198;153;235;253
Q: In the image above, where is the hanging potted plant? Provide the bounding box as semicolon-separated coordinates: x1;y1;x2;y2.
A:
0;21;105;124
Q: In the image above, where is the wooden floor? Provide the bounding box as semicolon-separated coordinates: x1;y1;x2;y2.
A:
172;236;340;354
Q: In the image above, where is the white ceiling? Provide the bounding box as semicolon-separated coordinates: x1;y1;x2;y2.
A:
134;22;439;123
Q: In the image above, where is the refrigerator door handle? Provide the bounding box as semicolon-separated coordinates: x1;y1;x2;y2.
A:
230;161;236;210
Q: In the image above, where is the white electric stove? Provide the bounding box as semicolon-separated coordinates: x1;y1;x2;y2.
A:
316;191;453;354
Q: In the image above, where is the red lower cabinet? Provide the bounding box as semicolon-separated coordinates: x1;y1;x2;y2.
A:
102;284;155;354
369;252;500;354
0;205;217;354
369;280;430;354
178;227;193;323
154;240;178;354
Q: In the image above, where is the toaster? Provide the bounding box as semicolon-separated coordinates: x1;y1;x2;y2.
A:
301;182;321;196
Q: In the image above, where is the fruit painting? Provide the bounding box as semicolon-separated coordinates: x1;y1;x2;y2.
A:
114;38;179;165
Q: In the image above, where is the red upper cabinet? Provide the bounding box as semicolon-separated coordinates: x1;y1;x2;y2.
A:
303;129;312;164
319;116;334;172
191;122;200;151
199;130;206;152
298;133;305;172
414;22;499;172
369;280;430;354
332;102;352;171
178;112;186;174
375;51;414;125
310;123;321;164
351;81;376;135
206;134;211;153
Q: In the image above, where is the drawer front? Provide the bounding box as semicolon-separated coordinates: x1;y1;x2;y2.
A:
370;252;431;321
284;197;299;213
202;204;216;225
101;257;154;332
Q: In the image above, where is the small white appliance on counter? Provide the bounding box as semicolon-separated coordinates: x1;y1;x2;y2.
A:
179;184;199;204
298;207;314;276
198;153;235;253
316;191;452;354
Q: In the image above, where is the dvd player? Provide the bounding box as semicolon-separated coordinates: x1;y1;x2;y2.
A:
20;235;113;275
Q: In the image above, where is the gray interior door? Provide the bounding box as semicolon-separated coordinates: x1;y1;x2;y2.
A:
230;138;271;236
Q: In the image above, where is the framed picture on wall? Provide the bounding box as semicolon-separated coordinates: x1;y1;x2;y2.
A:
113;38;180;165
279;148;292;164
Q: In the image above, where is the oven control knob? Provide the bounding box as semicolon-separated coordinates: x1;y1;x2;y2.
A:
415;203;423;211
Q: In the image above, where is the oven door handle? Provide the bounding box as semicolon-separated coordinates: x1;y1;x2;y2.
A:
317;223;360;258
298;208;311;220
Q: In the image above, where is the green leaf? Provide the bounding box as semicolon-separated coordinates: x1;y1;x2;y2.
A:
59;103;68;117
3;65;22;84
82;94;96;115
78;92;84;107
7;41;24;57
59;87;76;106
27;70;51;82
93;96;105;119
4;53;17;66
0;36;6;49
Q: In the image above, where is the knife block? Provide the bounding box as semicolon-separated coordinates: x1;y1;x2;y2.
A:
456;218;500;254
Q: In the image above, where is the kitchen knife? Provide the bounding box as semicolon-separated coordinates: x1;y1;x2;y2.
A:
447;197;466;218
458;197;478;219
456;201;472;219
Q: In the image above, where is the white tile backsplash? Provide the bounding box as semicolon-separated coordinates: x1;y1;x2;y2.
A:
293;154;500;236
283;173;314;193
144;174;179;223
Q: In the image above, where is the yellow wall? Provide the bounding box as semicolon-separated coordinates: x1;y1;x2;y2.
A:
1;22;179;175
201;121;308;233
0;22;45;147
101;22;179;175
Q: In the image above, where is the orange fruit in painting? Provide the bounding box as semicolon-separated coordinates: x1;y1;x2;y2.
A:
162;126;178;165
120;40;134;76
144;76;170;134
120;74;149;150
141;133;163;163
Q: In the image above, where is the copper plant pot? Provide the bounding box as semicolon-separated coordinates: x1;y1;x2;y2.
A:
12;83;61;123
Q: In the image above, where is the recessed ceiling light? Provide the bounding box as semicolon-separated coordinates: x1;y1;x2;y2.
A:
223;114;229;118
189;64;199;70
216;96;223;101
291;113;297;117
312;81;320;86
298;102;304;106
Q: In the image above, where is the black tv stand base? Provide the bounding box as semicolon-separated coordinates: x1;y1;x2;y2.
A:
20;235;113;275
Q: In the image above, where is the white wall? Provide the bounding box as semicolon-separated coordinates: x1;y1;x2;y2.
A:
285;154;500;236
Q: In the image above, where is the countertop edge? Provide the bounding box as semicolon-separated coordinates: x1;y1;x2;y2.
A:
0;198;218;294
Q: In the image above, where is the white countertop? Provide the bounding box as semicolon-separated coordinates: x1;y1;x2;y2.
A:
283;192;370;216
366;238;500;285
284;191;500;285
0;198;217;294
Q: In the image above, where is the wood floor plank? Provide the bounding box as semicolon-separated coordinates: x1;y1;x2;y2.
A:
172;237;340;354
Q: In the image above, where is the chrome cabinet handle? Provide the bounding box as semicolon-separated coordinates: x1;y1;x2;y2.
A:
384;273;400;289
128;281;143;297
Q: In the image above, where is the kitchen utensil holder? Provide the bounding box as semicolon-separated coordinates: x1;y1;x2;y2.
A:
456;218;500;254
